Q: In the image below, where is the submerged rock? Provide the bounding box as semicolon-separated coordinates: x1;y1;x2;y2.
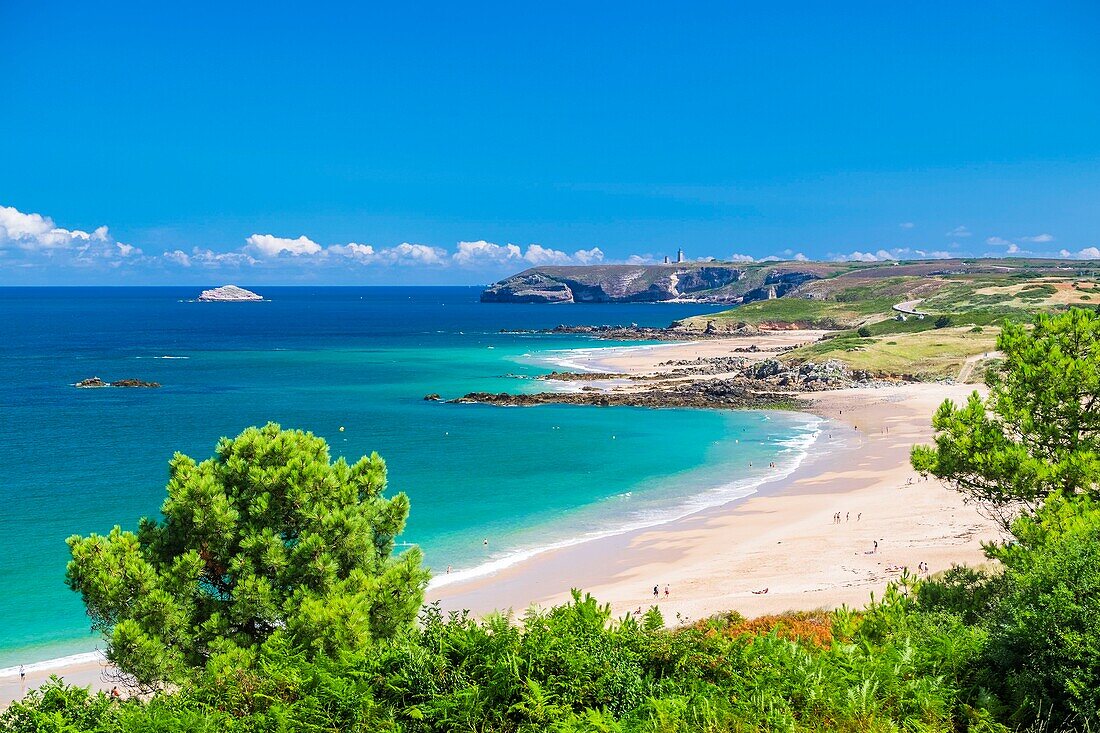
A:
198;285;263;302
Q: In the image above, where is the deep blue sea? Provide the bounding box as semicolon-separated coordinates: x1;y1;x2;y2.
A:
0;287;820;668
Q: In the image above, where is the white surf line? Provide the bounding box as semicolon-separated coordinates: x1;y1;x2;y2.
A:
428;413;829;591
0;651;106;679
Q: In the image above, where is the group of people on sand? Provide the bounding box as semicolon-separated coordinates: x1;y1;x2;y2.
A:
832;511;861;523
886;561;931;576
652;584;670;599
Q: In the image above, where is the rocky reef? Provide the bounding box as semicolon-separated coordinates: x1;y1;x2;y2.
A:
198;285;263;302
75;377;161;388
445;355;910;411
453;380;801;410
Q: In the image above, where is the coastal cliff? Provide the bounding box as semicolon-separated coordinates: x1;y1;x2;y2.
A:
480;263;825;304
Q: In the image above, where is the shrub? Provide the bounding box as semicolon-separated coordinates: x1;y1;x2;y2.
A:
984;494;1100;725
857;326;872;337
934;315;952;329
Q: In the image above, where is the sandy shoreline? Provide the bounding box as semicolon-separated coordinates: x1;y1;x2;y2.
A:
2;333;1000;706
429;381;998;621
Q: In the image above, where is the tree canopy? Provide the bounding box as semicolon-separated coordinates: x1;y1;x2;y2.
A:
65;423;429;685
911;308;1100;530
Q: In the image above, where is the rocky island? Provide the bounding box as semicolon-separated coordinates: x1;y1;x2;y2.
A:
75;377;161;388
197;284;263;302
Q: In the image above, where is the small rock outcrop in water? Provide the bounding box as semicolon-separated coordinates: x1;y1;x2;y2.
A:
75;377;161;388
197;285;263;302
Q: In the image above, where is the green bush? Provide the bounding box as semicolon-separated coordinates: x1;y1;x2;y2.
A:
985;494;1100;725
915;565;1005;625
857;326;872;337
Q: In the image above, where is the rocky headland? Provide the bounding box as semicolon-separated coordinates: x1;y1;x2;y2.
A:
198;285;263;302
445;345;917;411
481;263;830;304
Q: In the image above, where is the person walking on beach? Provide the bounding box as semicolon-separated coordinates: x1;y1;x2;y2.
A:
19;664;25;683
873;540;879;553
664;584;670;598
653;585;659;599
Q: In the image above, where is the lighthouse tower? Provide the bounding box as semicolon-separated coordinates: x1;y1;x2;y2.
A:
676;248;685;263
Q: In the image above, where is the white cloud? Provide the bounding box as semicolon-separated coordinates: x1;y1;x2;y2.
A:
1007;243;1020;254
378;242;448;266
1021;233;1054;243
0;204;147;271
986;236;1013;246
946;225;972;238
729;253;755;263
913;250;953;259
190;248;258;267
522;244;572;265
792;252;809;262
899;222;915;229
245;233;323;257
452;240;522;267
626;254;659;265
573;247;604;265
451;241;603;268
0;205;108;250
840;251;881;262
327;243;376;260
833;249;901;263
163;250;191;267
1060;246;1100;259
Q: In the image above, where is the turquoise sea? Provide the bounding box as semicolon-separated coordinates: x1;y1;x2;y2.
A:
0;287;820;669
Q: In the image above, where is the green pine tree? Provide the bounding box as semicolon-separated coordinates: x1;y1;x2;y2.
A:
912;308;1100;531
65;423;429;686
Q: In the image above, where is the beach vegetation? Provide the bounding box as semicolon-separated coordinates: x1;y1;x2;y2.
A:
63;423;430;688
912;308;1100;530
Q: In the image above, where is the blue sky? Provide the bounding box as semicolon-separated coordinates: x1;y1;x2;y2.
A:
1;1;1098;285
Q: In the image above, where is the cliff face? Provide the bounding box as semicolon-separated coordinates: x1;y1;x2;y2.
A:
481;265;748;304
481;264;822;304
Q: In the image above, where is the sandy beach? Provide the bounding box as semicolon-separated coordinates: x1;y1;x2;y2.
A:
2;333;1000;707
430;381;998;621
430;329;1000;620
0;653;114;707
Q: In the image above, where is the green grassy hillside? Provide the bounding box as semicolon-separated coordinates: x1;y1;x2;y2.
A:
680;259;1100;380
